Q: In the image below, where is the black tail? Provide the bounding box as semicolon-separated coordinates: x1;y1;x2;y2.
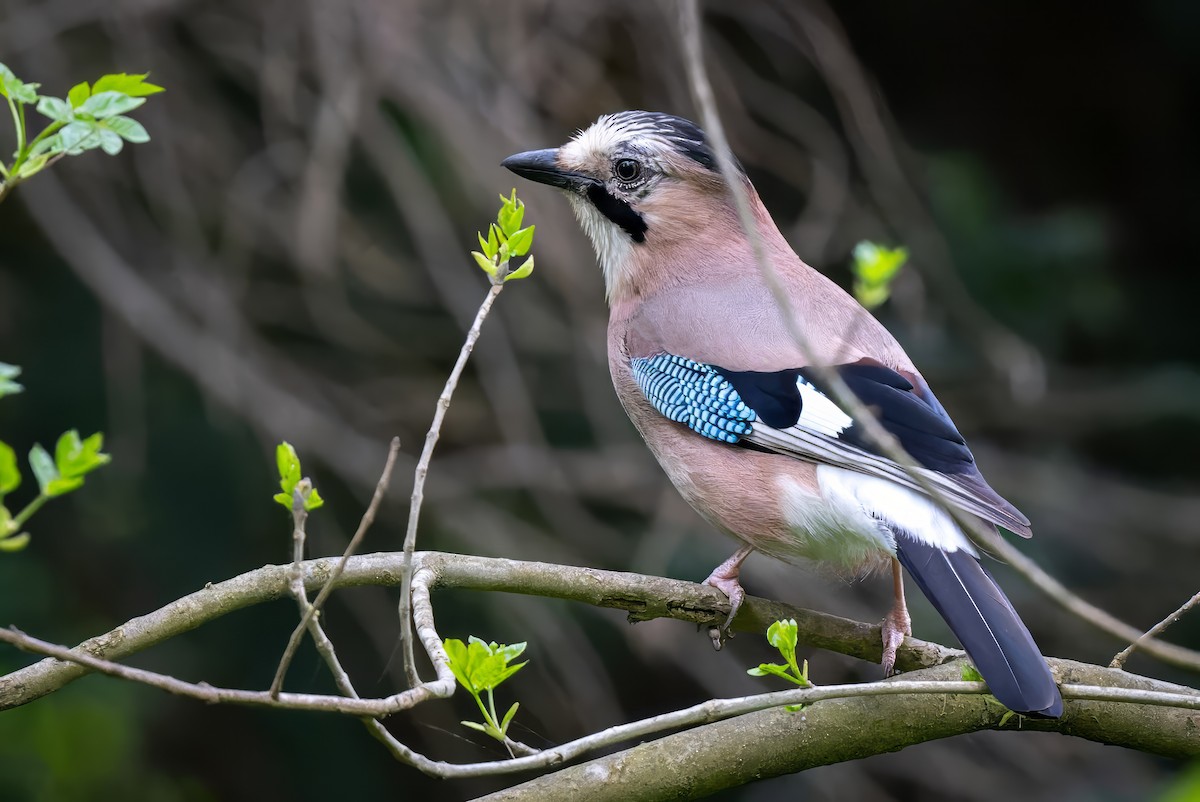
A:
894;531;1062;717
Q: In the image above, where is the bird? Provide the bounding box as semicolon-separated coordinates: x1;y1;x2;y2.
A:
502;110;1062;717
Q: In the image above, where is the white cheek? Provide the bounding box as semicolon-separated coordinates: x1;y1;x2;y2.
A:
567;195;633;299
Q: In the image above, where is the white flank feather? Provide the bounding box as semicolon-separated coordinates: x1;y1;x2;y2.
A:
815;465;977;555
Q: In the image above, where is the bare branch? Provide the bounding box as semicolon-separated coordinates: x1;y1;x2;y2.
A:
1112;588;1200;670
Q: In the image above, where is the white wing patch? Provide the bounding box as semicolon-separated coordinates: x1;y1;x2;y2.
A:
796;379;852;437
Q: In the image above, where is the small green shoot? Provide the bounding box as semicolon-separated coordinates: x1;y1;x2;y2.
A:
0;63;162;202
444;636;528;752
959;663;1019;724
851;241;908;309
272;442;324;512
472;190;536;284
959;664;984;682
1;422;111;551
747;619;812;711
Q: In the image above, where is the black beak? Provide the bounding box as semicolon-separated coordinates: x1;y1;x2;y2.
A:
501;148;595;191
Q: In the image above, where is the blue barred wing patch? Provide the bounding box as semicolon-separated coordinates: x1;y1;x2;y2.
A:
630;354;756;443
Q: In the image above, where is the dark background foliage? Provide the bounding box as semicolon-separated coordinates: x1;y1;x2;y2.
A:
0;1;1197;799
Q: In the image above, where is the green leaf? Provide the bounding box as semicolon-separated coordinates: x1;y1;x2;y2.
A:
504;256;534;282
273;442;307;509
28;133;63;159
472;251;498;277
12;152;49;180
0;504;11;536
95;127;124;156
489;660;528;689
853;282;891;310
507;225;534;258
960;664;984;682
304;487;324;511
0;442;18;495
54;430;111;480
46;477;85;497
0;532;30;552
497;194;525;238
276;442;301;491
91;73;165;98
0;362;22;398
54;430;82;473
459;720;489;734
0;64;39;104
35;96;73;123
447;637;528;693
58;120;101;154
766;618;798;658
851;241;908;310
444;638;474;691
67;82;91;108
500;701;520;732
496;642;527;663
28;444;57;495
103;116;149;144
747;663;792;680
998;710;1016;727
77;91;145;120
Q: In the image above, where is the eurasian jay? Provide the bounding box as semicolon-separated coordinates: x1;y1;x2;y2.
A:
503;110;1062;717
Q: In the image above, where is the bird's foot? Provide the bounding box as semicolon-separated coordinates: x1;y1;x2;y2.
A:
880;604;912;677
702;547;753;650
703;572;745;650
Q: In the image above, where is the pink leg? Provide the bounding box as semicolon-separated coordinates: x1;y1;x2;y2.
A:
703;546;754;650
881;557;912;676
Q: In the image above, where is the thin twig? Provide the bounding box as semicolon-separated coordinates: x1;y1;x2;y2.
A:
273;483;428;770
980;535;1200;673
267;480;315;697
1111;589;1200;670
270;438;401;696
399;282;506;687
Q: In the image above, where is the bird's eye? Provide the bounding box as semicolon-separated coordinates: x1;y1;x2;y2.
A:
614;159;642;182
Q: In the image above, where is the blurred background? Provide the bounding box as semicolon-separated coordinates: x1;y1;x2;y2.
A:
0;0;1198;799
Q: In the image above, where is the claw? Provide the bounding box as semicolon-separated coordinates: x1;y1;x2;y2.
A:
703;546;753;649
